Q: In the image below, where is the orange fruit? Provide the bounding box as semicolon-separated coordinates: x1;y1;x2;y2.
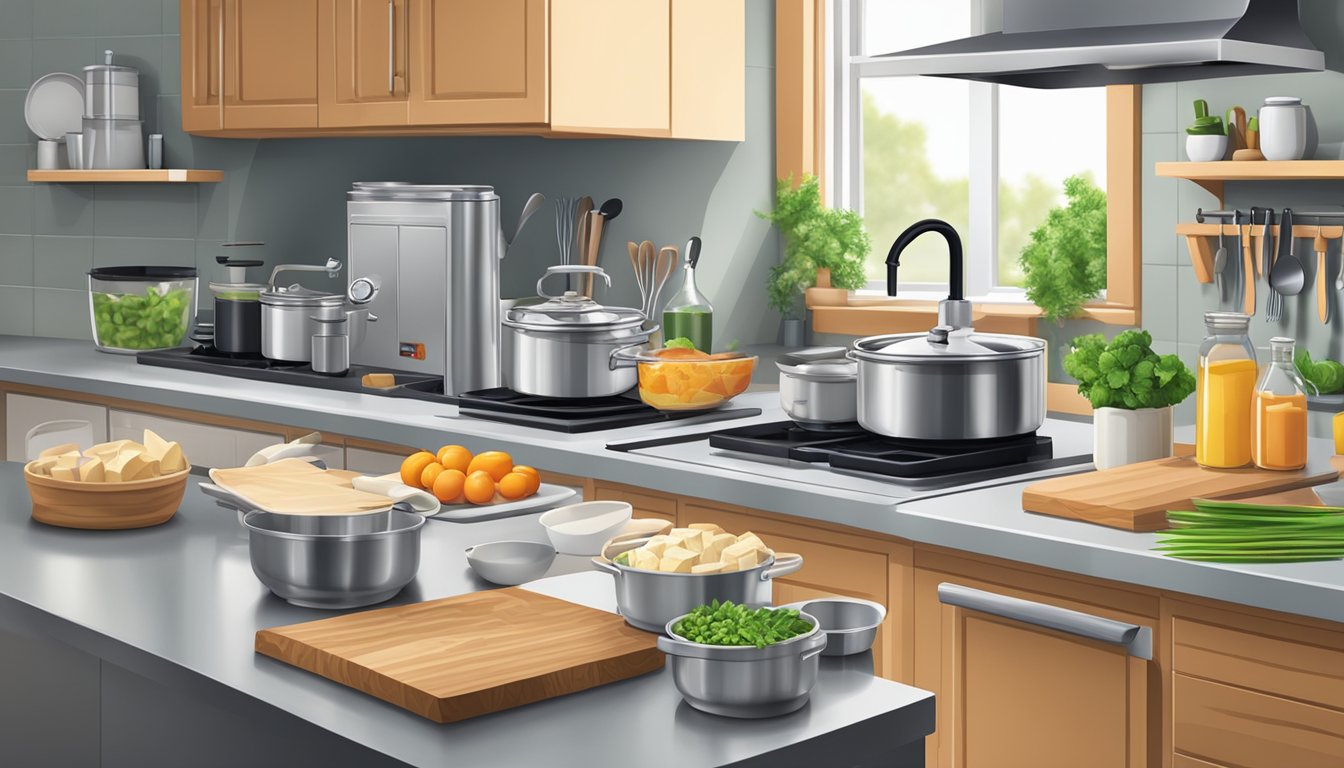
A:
512;465;542;495
431;469;467;504
420;462;445;490
497;472;531;500
463;470;497;505
436;444;472;473
467;450;513;482
400;451;437;489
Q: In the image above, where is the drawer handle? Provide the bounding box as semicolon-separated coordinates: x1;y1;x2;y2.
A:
938;582;1152;660
387;0;395;94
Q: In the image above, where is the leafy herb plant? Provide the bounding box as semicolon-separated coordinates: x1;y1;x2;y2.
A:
672;600;814;648
1018;174;1107;323
1063;330;1196;410
756;175;870;319
1295;348;1344;395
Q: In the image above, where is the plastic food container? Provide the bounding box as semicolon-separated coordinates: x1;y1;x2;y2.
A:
88;266;197;354
614;349;757;411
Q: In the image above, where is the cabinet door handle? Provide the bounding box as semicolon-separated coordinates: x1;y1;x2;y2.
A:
937;583;1153;660
388;0;395;94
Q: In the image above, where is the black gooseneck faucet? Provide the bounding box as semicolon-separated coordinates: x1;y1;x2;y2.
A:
885;219;970;343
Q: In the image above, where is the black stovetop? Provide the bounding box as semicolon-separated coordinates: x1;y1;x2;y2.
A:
705;421;1055;479
137;346;760;433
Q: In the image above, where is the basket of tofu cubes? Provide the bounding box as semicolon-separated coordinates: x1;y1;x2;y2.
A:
24;430;191;530
591;522;803;633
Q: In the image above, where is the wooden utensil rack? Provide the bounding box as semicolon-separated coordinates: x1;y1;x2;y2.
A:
1181;207;1344;284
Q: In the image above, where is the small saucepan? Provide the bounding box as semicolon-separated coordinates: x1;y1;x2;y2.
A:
776;347;858;428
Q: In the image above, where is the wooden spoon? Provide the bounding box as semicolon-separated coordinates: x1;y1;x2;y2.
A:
1317;231;1330;324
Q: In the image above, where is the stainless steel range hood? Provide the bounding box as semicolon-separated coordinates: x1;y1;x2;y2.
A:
874;0;1324;88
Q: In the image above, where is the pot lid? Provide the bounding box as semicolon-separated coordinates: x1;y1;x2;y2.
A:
851;330;1044;363
347;182;497;202
89;266;196;281
84;50;138;81
776;347;856;380
209;281;266;296
504;291;645;332
259;283;347;307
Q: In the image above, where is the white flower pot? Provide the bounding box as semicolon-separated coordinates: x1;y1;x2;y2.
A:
1185;134;1228;162
1093;406;1174;470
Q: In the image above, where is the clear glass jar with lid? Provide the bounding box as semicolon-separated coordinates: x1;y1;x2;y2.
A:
1253;337;1310;471
1196;312;1258;468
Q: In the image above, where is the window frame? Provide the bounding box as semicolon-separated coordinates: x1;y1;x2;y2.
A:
777;0;1141;337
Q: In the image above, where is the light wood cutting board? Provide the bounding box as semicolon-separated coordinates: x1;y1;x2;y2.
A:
209;458;392;515
255;588;664;723
1022;456;1339;531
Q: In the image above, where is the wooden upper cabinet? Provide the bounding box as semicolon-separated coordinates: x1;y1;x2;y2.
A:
179;0;744;138
181;0;223;132
408;0;546;126
319;0;409;127
222;0;320;129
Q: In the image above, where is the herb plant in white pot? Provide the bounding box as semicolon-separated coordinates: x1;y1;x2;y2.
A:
1064;331;1197;470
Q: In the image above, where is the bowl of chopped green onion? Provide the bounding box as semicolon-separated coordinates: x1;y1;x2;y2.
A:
88;266;197;354
655;601;826;719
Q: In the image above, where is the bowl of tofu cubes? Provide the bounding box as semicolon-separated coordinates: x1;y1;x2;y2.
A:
24;429;191;530
592;523;803;633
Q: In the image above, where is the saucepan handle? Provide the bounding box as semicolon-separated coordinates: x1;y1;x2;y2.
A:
800;632;828;661
761;552;803;581
609;343;645;371
591;556;623;579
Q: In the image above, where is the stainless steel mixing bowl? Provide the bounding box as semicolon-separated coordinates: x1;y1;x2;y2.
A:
656;609;827;718
242;509;425;609
780;597;886;656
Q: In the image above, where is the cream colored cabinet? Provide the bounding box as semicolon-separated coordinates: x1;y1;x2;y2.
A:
108;410;282;469
4;394;108;461
344;446;410;476
318;0;409;127
591;480;676;523
914;552;1157;768
182;0;744;139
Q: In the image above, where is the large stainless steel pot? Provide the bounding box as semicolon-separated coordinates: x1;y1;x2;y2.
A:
261;260;377;363
242;509;425;609
854;218;1046;440
656;609;826;718
776;347;858;427
592;542;803;632
502;265;653;398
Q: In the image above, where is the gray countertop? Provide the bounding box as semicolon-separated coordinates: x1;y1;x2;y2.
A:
3;337;1344;626
0;465;934;767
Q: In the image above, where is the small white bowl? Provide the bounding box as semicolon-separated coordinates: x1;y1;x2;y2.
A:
538;501;634;555
1186;134;1228;162
465;540;557;586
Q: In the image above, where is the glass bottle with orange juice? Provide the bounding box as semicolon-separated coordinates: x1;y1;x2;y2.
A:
1195;312;1258;468
1253;337;1310;471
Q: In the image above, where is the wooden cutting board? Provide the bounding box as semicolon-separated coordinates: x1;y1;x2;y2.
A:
209;459;392;515
255;588;664;723
1022;456;1339;531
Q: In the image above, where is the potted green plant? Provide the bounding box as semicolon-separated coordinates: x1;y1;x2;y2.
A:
1063;330;1196;470
1019;175;1107;324
756;175;870;346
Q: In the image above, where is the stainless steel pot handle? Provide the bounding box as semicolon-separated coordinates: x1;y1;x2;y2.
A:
609;343;648;371
538;265;610;298
761;552;803;582
937;583;1153;660
590;557;623;581
268;258;341;286
800;632;828;660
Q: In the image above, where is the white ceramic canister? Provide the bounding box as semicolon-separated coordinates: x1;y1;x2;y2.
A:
1259;96;1307;161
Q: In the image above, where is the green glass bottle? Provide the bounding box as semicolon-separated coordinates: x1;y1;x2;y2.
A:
661;237;713;352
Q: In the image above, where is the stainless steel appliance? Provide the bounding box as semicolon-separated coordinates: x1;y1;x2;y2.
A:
79;50;143;169
851;219;1045;441
210;242;266;355
502;265;652;398
346;182;544;395
260;259;347;363
776;347;858;427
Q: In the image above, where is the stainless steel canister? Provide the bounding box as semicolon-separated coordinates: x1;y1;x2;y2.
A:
776;347;858;427
83;50;140;120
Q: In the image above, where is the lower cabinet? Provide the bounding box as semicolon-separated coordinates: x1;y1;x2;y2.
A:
345;445;413;476
591;480;676;523
108;410;283;470
914;551;1158;768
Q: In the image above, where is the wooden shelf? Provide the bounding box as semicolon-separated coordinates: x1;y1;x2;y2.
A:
26;169;224;183
808;301;1138;337
1178;222;1344;283
1155;161;1344;203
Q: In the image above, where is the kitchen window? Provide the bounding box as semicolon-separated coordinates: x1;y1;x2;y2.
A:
825;0;1111;301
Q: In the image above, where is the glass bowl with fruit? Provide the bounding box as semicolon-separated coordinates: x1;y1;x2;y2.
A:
614;338;757;411
88;266;198;354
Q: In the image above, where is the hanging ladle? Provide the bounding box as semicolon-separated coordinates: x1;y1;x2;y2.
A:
1268;208;1306;296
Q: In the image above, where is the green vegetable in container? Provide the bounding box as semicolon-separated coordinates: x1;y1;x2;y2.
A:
1063;330;1196;410
672;600;814;648
1294;348;1342;395
663;337;698;351
91;285;192;350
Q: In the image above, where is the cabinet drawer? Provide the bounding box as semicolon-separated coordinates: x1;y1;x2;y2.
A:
1173;615;1344;710
592;482;676;522
678;503;886;602
1173;673;1344;768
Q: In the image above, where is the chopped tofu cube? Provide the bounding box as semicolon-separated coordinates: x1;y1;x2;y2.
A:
691;562;726;575
718;558;741;573
659;546;701;573
38;442;80;459
721;541;762;571
54;451;82;468
50;464;78;481
631;548;660;571
106;451;152;483
702;533;736;563
736;532;767;551
688;523;724;534
143;429;169;455
153;441;185;473
678;529;708;553
85;440;143;459
27;457;57;476
643;535;674;558
78;457;105;483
